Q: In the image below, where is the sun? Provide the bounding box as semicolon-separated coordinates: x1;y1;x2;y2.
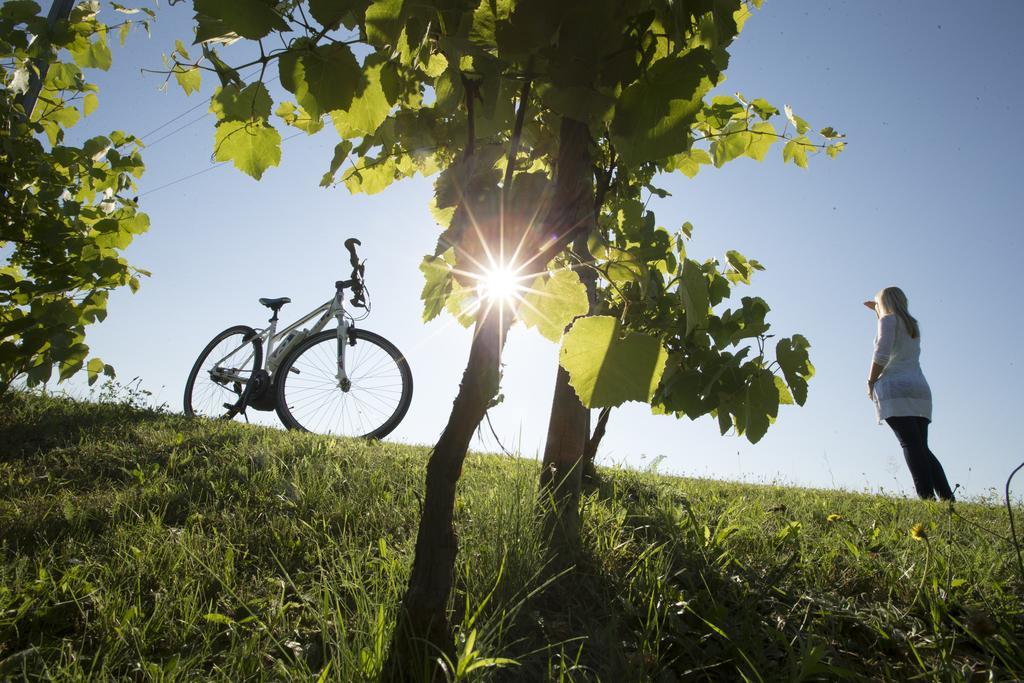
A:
479;265;524;304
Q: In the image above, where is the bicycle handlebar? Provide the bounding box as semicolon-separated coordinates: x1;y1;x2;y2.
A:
344;238;361;269
342;238;367;308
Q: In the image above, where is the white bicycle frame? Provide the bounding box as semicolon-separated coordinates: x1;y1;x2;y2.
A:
210;287;353;389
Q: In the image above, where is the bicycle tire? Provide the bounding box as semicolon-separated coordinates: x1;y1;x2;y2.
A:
274;328;413;439
183;325;263;420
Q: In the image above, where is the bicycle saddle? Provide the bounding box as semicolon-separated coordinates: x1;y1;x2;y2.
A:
258;297;291;310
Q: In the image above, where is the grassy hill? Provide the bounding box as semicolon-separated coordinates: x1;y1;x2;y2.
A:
0;392;1021;681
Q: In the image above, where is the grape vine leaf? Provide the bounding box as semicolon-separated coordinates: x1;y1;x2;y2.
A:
611;49;716;167
776;334;814;405
193;0;289;40
213;120;281;179
679;258;709;335
330;55;393;138
560;316;669;408
520;269;589;342
279;42;361;119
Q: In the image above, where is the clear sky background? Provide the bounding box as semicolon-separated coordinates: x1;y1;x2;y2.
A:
53;0;1024;499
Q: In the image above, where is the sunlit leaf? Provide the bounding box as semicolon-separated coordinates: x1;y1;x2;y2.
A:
279;42;361;119
679;258;708;335
174;66;201;96
520;269;589;342
560;316;669;408
213;120;281;179
611;49;716;167
193;0;289;40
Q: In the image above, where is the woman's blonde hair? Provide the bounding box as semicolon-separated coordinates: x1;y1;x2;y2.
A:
875;286;920;338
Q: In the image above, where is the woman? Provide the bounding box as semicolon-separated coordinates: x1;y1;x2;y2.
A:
865;286;954;501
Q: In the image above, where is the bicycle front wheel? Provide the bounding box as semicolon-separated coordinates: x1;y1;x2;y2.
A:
184;325;263;420
274;329;412;439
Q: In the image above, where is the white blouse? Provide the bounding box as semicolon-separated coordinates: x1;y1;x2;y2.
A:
871;314;932;423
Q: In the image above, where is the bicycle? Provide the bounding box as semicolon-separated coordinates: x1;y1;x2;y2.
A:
183;238;413;439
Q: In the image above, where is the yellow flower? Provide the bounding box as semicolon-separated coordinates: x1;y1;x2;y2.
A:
910;523;928;541
827;514;842;523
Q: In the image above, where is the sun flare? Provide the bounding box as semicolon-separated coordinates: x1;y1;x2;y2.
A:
478;265;524;304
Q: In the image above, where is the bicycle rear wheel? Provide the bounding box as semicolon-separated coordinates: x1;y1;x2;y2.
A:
183;325;263;420
274;328;412;439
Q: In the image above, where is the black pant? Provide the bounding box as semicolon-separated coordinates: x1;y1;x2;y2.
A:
885;416;954;501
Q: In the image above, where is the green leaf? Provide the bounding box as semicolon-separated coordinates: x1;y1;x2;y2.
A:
745;121;775;161
559;316;669;408
679;258;708;335
612;49;716;167
174;66;201;96
743;370;779;443
776;334;813;405
83;92;99;116
86;357;104;385
444;279;477;328
276;101;324;134
320;140;353;187
783;104;809;134
210;82;272;122
213;120;281;180
47;105;80;131
365;0;404;47
330;56;392;138
537;83;615;123
419;254;452;322
70;33;112;70
279;42;361;119
194;0;289;40
520;269;589;342
782;136;811;168
664;148;711;178
774;375;794;405
750;97;778;120
342;156;399;195
711;121;750;167
309;0;351;28
725;250;751;284
0;1;41;22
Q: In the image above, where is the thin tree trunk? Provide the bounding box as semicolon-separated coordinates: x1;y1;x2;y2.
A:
537;118;597;548
581;406;611;484
384;310;510;680
385;113;593;680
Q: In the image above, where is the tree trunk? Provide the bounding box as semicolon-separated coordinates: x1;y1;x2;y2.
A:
384;310;510;680
581;406;611;484
537;118;597;548
384;115;594;679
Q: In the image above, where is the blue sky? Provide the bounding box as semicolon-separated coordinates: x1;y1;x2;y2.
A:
56;0;1024;499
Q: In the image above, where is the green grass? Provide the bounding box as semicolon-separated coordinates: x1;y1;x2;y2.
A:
1;391;1021;681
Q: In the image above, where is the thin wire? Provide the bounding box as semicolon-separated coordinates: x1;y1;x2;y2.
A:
137;71;278;143
137;98;210;141
138;127;308;198
137;161;227;197
144;111;212;148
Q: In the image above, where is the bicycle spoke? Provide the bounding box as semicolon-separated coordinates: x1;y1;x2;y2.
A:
185;329;260;421
277;330;411;438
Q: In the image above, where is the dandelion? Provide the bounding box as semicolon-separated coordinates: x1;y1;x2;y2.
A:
827;513;842;523
909;523;928;541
